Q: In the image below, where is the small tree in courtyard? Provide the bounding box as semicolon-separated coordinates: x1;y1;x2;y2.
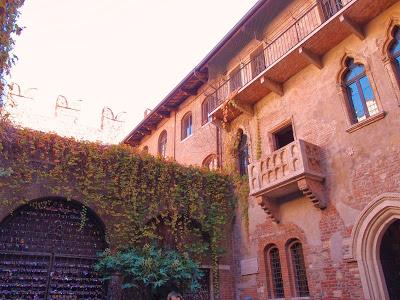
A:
95;244;204;300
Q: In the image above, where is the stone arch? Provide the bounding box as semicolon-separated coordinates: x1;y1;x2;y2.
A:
335;50;369;85
335;51;383;126
0;196;109;298
350;193;400;300
380;17;400;63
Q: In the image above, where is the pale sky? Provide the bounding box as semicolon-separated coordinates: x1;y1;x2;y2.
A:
10;0;258;137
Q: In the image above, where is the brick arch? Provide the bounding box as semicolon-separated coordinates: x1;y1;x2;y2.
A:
0;193;106;229
350;192;400;300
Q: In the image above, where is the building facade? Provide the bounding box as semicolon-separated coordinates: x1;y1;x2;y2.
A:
123;0;400;299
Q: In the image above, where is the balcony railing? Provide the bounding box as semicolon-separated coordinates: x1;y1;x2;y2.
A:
208;0;352;113
248;139;326;222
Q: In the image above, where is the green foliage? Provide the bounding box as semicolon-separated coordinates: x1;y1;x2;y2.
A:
95;244;203;300
0;0;25;102
0;124;235;298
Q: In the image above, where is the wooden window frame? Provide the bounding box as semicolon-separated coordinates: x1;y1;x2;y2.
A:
201;96;216;125
344;61;374;123
181;112;193;141
158;130;167;158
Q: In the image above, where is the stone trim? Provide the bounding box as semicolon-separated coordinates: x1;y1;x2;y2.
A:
348;193;400;300
345;111;385;133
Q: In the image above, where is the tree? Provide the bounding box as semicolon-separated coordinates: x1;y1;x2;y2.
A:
95;244;204;300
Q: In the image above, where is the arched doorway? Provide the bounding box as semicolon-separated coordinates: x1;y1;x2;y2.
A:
350;193;400;300
0;197;107;299
380;219;400;299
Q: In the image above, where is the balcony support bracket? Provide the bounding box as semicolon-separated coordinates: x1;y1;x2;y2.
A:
299;47;323;69
297;177;327;209
231;99;254;116
260;76;284;96
256;195;280;223
339;15;365;40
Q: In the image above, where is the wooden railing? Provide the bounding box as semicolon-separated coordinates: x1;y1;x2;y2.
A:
208;0;352;113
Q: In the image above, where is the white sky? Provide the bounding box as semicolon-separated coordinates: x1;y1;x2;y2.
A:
10;0;258;137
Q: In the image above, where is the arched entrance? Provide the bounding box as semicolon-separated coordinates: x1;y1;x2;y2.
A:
0;197;107;299
380;219;400;299
350;193;400;300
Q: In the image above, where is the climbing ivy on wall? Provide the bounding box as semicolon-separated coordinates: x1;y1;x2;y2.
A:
0;0;25;102
0;122;235;297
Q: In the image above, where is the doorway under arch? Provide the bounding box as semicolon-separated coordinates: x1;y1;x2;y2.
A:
351;193;400;300
380;219;400;299
0;197;107;299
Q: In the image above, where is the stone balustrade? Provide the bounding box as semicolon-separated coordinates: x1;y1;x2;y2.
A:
248;139;326;222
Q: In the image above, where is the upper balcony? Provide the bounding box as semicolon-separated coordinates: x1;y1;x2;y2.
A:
248;139;325;223
209;0;398;124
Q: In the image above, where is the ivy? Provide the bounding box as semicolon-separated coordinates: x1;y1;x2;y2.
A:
0;123;235;298
0;0;25;102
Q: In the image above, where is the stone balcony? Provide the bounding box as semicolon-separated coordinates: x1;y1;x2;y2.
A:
248;139;326;223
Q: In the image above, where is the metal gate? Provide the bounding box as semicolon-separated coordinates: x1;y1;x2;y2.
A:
0;198;107;299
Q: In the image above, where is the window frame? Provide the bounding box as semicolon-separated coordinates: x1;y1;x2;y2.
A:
343;58;380;124
202;154;218;171
158;130;168;158
181;112;193;141
342;58;380;125
237;130;249;176
201;96;216;125
389;26;400;82
264;244;285;299
286;239;310;298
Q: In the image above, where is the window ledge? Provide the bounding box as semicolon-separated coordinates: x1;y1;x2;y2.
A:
180;134;193;143
346;111;386;133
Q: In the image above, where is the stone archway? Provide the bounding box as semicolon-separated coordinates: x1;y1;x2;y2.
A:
350;193;400;300
0;197;108;299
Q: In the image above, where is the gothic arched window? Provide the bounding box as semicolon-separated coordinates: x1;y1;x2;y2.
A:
390;26;400;76
343;58;378;123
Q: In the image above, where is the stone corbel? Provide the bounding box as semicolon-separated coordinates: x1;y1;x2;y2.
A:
256;195;280;223
297;177;327;209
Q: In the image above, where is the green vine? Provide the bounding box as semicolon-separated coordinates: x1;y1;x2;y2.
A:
0;123;235;297
0;0;25;102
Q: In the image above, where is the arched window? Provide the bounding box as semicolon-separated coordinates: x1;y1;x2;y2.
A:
287;240;309;297
238;130;249;176
265;245;285;299
203;154;218;171
158;130;167;158
181;112;193;140
343;58;378;123
201;96;216;125
389;26;400;75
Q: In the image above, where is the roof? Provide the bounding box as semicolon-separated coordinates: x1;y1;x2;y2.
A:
122;0;273;146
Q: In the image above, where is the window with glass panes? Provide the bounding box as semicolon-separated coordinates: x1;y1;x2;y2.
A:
390;26;400;76
289;241;309;297
344;58;378;123
158;130;167;158
266;246;285;299
181;113;193;140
